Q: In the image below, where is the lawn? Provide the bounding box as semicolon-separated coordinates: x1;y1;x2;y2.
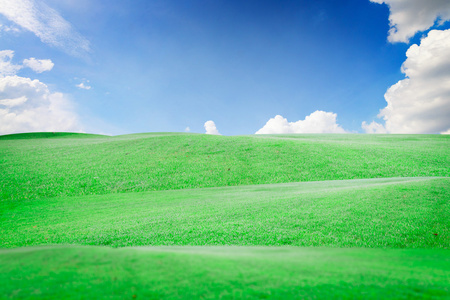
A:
1;177;449;248
1;246;449;299
1;132;448;201
1;132;449;299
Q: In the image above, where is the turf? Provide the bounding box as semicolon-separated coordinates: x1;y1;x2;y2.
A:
1;132;449;298
1;177;448;248
1;133;449;202
1;246;449;299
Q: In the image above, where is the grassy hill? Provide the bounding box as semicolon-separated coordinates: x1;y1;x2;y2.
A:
1;177;449;248
1;132;449;201
1;132;449;298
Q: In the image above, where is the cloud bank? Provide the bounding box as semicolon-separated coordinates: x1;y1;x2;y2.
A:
0;75;83;134
0;0;90;56
204;120;221;135
363;0;450;134
0;50;83;135
256;111;347;134
374;29;450;134
370;0;450;43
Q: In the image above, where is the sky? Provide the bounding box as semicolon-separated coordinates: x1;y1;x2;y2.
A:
0;0;449;136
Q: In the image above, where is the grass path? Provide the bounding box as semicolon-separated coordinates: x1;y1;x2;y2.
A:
1;245;449;299
2;177;448;248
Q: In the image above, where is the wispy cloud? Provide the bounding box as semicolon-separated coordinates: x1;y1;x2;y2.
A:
0;50;22;76
0;23;21;33
0;0;90;56
76;82;91;90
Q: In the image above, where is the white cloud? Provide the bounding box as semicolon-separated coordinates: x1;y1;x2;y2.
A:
0;95;27;107
361;121;387;134
1;50;55;75
0;0;90;56
0;23;21;33
371;29;450;134
0;75;83;134
204;120;221;135
256;111;347;134
0;50;22;76
22;57;54;73
370;0;450;43
184;126;191;132
76;82;91;90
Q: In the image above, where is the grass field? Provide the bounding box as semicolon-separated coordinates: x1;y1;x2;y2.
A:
1;246;449;299
2;177;449;248
1;132;449;299
1;132;449;201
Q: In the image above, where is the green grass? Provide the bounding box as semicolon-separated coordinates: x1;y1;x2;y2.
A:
1;177;448;248
1;246;449;299
0;132;105;140
1;132;449;298
1;133;449;202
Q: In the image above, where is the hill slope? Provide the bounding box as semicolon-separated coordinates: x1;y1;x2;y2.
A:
2;177;448;248
1;133;450;298
1;133;449;202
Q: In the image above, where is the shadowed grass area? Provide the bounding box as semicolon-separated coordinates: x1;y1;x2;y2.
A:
2;177;448;248
1;133;449;202
1;246;449;299
0;132;107;140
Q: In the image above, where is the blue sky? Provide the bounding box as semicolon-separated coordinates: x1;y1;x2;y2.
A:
1;0;449;135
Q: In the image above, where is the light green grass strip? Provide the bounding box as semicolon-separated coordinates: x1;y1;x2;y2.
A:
0;245;449;299
1;133;449;201
2;177;448;248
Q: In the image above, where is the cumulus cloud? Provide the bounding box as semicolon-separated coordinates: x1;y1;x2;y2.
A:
0;0;90;56
0;51;82;134
22;57;54;73
76;82;91;90
0;95;27;107
361;121;388;134
370;0;450;43
184;126;191;132
204;120;221;135
368;29;450;134
0;75;83;134
1;50;54;75
256;111;347;134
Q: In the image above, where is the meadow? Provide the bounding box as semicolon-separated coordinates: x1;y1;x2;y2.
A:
1;132;449;299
